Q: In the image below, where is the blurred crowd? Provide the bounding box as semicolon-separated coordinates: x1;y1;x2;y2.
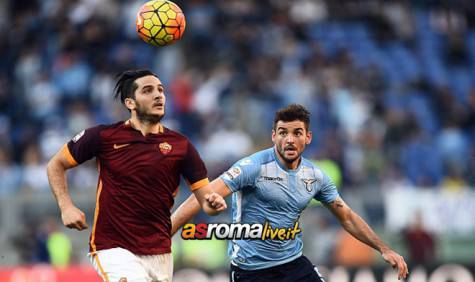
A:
1;0;475;198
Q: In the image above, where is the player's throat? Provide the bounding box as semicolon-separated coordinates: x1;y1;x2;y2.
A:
128;117;163;136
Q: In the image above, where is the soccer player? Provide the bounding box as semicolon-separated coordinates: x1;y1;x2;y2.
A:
46;69;226;282
171;104;409;281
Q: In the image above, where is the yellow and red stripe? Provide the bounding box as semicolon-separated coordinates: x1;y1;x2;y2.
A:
188;178;209;191
60;144;78;166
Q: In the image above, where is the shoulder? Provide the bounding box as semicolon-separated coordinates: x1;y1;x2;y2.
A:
99;121;127;131
228;148;274;177
231;148;274;173
162;128;204;160
301;158;325;183
221;151;267;186
163;127;192;144
243;148;275;166
164;126;186;138
71;122;120;142
97;121;128;136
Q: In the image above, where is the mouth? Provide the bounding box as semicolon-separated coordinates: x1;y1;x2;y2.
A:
284;146;297;153
153;102;164;109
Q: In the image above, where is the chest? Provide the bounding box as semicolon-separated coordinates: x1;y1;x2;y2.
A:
98;137;185;177
253;173;320;210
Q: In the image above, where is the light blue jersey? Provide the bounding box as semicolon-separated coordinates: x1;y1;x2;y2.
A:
220;147;339;270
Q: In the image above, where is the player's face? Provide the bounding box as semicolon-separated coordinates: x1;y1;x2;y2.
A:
129;75;166;123
272;120;312;166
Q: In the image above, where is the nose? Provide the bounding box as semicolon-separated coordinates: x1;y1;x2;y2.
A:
154;90;164;100
285;134;295;144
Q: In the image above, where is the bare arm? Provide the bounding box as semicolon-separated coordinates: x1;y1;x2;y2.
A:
324;197;408;280
46;146;88;231
191;181;227;216
171;178;232;236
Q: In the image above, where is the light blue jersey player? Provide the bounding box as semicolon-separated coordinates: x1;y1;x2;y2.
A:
220;147;338;271
172;104;409;282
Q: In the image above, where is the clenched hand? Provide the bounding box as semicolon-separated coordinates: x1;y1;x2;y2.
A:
205;192;227;212
61;205;89;230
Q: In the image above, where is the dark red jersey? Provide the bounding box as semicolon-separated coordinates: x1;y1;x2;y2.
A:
62;120;209;255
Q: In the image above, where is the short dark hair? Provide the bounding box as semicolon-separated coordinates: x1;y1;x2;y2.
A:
114;69;157;104
273;104;311;130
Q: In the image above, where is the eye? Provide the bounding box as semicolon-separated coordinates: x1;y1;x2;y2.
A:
279;131;287;136
295;131;303;136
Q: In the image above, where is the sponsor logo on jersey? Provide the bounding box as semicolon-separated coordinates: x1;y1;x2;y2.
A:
72;130;85;143
261;176;284;182
113;143;130;149
159;142;172;155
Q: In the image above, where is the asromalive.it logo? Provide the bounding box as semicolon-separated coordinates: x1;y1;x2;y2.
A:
181;222;302;240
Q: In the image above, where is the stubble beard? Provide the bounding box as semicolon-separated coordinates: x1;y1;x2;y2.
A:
276;146;300;164
135;103;164;124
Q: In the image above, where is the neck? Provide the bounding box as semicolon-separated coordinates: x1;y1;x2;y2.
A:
129;116;162;136
274;147;301;170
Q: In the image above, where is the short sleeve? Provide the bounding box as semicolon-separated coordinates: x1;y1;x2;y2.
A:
65;126;103;166
181;141;209;191
219;157;260;192
314;172;339;203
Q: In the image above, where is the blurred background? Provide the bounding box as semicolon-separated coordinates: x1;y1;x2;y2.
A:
1;0;475;281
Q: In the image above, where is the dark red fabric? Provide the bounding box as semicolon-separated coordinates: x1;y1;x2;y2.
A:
67;121;207;255
403;228;435;265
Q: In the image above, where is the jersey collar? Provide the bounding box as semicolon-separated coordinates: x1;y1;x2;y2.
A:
124;119;164;134
272;147;303;174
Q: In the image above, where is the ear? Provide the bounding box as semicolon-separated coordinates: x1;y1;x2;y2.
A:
124;98;135;111
305;130;312;145
271;129;276;143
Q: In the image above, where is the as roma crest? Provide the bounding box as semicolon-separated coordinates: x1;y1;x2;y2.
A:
159;142;172;155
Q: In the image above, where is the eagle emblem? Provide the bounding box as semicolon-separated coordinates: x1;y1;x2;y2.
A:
302;178;318;192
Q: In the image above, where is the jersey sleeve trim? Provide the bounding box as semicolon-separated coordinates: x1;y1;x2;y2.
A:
188;178;209;191
219;175;239;192
319;191;339;204
61;144;78;166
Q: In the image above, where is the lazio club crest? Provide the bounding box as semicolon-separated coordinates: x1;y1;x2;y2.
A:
302;178;318;192
159;142;172;155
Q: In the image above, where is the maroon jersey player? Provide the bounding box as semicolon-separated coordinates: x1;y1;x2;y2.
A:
47;69;226;282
